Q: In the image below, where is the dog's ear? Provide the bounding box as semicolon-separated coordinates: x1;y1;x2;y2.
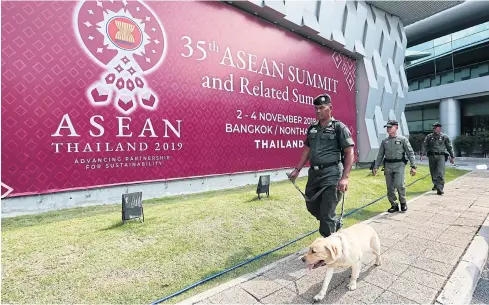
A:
324;244;339;261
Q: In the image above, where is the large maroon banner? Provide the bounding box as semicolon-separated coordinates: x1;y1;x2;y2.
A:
1;0;357;198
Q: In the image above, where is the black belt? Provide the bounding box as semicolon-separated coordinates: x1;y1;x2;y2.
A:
311;161;340;170
384;158;405;163
427;152;446;156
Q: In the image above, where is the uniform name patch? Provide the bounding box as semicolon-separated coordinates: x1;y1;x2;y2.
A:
395;141;401;145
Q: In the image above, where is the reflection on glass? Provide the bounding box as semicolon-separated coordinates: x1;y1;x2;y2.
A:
407;60;489;91
407;21;489;67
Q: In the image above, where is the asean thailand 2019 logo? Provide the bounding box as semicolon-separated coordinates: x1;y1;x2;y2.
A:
74;0;167;114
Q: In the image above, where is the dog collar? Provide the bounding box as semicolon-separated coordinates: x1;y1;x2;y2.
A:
336;233;347;258
323;233;346;265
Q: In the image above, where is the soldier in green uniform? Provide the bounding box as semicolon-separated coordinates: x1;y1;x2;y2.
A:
420;122;455;195
288;93;355;237
373;120;417;213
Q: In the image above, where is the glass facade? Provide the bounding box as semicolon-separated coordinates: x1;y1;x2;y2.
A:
406;22;489;91
405;99;489;136
405;105;440;134
461;100;489;135
407;22;489;67
405;22;489;145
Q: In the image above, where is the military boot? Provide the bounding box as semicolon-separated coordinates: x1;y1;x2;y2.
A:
437;189;444;195
388;205;399;213
400;202;408;212
432;185;437;191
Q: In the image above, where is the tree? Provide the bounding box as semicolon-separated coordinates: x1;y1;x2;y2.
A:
454;134;477;156
408;133;427;155
475;131;489;158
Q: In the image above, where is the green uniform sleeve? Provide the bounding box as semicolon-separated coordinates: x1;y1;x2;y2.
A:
304;125;313;147
421;134;429;156
339;124;355;149
374;140;385;169
403;137;416;168
445;136;455;158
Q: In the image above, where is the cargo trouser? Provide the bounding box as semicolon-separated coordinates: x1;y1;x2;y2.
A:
304;166;343;238
428;154;446;191
384;163;406;207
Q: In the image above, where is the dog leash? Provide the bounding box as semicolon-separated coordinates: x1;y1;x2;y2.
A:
287;174;346;231
286;174;327;203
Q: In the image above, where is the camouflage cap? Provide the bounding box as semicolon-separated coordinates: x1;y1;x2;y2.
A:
432;122;442;127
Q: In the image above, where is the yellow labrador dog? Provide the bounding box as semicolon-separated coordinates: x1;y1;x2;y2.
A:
302;223;382;302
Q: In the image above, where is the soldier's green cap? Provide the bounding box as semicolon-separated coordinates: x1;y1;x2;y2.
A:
432;122;442;127
313;94;332;105
384;119;399;127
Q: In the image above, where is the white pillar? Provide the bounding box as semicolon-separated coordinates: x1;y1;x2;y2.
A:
439;98;461;153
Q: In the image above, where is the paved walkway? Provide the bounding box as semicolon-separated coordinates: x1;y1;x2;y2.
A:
180;171;489;305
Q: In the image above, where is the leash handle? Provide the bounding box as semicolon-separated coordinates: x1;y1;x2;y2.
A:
339;191;345;218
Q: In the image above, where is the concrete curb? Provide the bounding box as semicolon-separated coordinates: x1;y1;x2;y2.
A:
436;216;489;305
176;172;474;305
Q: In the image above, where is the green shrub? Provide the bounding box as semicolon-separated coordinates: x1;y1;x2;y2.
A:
454;134;476;156
408;133;427;154
475;131;489;157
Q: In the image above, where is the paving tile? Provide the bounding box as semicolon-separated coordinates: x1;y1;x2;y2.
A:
394;235;433;249
376;257;410;276
387;277;438;304
452;217;483;227
422;242;466;265
343;281;384;304
378;230;408;242
260;287;309;304
309;266;350;286
362;267;398;289
461;211;488;221
379;236;399;248
317;285;365;304
374;290;416;304
362;252;377;265
207;286;258;304
409;227;445;241
285;268;349;300
446;225;479;235
240;276;283;300
382;249;418;265
411;257;454;277
423;221;450;230
429;213;460;225
474;201;489;208
472;201;489;208
406;211;436;222
436;229;475;248
390;225;415;235
369;222;391;234
410;205;440;213
468;205;489;214
436;209;464;218
263;258;307;286
399;266;448;290
383;212;410;221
